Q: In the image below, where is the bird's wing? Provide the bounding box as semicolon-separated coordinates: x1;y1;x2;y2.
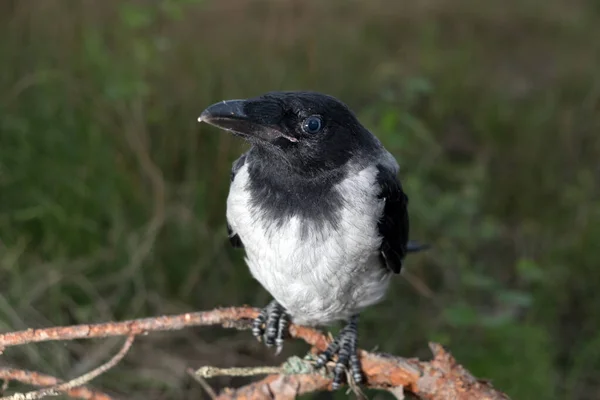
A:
227;222;244;248
226;153;247;249
376;163;409;274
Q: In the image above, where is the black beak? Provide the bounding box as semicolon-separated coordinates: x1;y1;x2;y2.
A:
198;99;297;143
199;99;246;124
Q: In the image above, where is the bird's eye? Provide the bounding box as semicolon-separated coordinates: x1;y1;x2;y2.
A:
302;116;323;134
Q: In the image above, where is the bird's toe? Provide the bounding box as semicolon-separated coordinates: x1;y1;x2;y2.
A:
252;307;268;341
315;315;363;389
252;300;290;353
331;331;362;389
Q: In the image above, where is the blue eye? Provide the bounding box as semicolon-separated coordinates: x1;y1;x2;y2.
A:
302;116;323;134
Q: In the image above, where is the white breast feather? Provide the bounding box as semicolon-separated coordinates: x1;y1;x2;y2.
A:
227;163;391;325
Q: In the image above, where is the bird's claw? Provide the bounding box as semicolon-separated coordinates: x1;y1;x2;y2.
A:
315;315;362;389
252;300;290;355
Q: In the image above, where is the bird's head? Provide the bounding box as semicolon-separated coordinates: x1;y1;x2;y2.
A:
198;91;379;173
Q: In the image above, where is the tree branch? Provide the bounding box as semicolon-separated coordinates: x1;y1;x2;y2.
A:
0;368;114;400
0;335;133;400
0;307;509;399
0;307;259;349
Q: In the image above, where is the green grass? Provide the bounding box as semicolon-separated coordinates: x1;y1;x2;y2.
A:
1;0;600;399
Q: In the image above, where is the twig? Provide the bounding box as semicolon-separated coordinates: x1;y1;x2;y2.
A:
187;369;218;400
0;307;509;399
388;386;405;400
216;373;331;400
0;368;113;400
0;335;134;400
345;369;368;400
0;307;261;350
195;366;282;378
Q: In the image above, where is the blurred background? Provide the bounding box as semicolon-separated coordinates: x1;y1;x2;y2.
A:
1;0;599;399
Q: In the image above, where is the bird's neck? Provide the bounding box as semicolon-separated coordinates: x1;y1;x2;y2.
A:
249;145;341;181
246;158;344;230
243;146;347;227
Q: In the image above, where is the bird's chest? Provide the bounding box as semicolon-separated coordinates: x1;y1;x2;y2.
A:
226;164;389;324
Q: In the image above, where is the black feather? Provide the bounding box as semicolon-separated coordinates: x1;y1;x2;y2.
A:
230;153;248;182
246;148;345;231
406;240;430;252
227;222;244;248
376;164;409;274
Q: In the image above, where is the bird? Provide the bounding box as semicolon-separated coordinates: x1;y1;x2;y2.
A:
198;91;427;389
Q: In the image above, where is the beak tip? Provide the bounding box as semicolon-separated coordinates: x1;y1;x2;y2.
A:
198;100;246;125
197;109;210;123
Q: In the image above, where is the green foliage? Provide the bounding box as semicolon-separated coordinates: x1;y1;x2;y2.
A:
1;0;599;399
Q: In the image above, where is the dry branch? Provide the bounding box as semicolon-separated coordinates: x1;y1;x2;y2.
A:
0;368;113;400
0;307;509;399
0;308;259;349
0;336;133;400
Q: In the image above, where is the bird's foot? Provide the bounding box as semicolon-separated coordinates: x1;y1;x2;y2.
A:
315;315;362;390
252;300;290;355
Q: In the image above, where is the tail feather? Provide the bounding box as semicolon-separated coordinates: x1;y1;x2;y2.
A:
406;240;430;253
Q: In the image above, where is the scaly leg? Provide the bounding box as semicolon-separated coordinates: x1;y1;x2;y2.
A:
315;315;362;389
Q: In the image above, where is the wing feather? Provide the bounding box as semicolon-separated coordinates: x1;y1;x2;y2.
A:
375;164;409;274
